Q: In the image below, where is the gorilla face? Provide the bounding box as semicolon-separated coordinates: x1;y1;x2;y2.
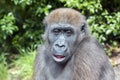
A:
47;23;86;63
47;23;76;63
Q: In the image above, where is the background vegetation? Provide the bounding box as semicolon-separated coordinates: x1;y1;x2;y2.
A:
0;0;120;80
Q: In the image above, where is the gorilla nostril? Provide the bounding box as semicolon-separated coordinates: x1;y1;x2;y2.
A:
60;45;65;48
55;44;59;47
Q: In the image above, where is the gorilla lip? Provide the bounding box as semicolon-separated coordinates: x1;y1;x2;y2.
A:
53;55;65;62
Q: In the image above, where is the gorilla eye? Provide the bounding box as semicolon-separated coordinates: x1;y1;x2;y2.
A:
53;29;61;35
65;30;73;36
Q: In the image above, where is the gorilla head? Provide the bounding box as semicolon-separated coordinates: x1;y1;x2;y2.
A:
43;8;89;63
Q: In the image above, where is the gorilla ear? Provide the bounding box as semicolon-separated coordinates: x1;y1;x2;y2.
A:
81;23;86;32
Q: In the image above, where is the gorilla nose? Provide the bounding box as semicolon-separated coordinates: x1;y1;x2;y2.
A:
55;44;65;48
54;43;67;52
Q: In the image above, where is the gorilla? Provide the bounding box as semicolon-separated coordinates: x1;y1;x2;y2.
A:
33;8;115;80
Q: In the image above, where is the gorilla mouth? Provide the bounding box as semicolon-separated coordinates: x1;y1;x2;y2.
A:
53;55;65;62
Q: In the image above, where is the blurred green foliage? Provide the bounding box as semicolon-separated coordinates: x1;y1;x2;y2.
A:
9;51;35;80
60;0;102;14
0;53;8;80
0;0;119;55
0;0;120;79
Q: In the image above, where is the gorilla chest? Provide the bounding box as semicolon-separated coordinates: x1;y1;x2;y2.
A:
45;65;72;80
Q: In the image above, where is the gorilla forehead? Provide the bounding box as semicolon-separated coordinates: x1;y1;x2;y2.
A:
43;8;86;27
50;23;74;28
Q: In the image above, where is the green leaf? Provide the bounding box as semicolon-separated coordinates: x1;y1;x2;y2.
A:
106;30;112;35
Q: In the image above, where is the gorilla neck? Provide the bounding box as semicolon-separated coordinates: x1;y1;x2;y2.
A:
50;61;66;78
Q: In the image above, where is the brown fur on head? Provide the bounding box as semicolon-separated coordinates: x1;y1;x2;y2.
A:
43;8;85;27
